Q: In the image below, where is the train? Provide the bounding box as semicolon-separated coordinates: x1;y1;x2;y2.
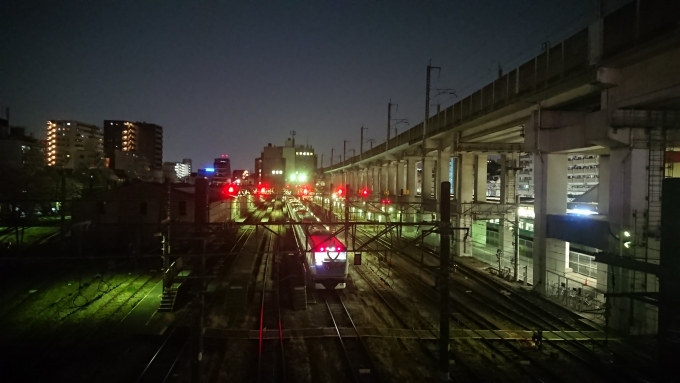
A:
286;198;348;289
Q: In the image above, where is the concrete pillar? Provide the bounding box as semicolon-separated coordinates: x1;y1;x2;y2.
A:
457;153;474;203
474;154;487;202
387;161;397;198
598;155;610;215
422;156;434;199
498;154;517;272
395;161;403;197
347;171;353;194
382;163;390;197
406;158;418;226
608;147;656;334
437;149;451;202
500;154;517;206
369;166;377;193
330;173;338;189
355;170;360;193
532;153;568;295
595;154;610;301
454;153;475;257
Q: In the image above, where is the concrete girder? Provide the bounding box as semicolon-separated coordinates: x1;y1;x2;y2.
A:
452;68;616;138
611;109;680;129
455;142;524;153
526;108;680;153
483;131;525;143
608;46;680;110
461;121;526;142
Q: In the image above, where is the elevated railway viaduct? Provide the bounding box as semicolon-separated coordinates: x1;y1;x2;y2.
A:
322;0;680;348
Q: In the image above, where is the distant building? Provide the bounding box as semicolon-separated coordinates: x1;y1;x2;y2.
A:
231;169;250;185
516;153;600;199
46;120;103;169
256;138;317;190
162;159;192;183
213;156;231;185
115;149;152;180
103;120;163;171
0;127;46;171
197;168;215;181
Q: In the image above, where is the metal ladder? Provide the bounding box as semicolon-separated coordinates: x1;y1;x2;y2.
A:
646;127;666;242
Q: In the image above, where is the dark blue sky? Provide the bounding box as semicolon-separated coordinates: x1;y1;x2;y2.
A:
1;0;628;171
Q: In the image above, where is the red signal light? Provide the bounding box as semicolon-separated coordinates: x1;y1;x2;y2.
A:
224;184;239;197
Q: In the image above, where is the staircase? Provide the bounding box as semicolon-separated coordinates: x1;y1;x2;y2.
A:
159;282;181;312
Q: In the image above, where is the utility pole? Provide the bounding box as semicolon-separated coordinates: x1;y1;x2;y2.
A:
343;140;349;162
424;60;441;140
514;208;520;281
387;100;391;149
360;126;368;160
290;130;296;146
331;148;335;166
438;181;451;382
345;183;349;246
422;60;441;212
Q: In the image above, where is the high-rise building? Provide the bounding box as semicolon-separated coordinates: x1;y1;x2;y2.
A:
256;138;318;189
213;156;231;184
46;120;103;169
104;120;163;170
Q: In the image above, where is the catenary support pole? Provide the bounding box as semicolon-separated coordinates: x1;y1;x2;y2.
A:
439;181;451;382
514;203;520;281
345;184;350;246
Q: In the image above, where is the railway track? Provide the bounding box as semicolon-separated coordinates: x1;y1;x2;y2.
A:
350;263;481;382
322;290;380;383
397;232;655;382
134;325;191;383
355;228;535;381
200;201;281;382
355;227;612;382
257;227;286;383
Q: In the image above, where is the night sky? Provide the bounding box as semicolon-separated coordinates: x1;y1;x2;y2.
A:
1;0;629;171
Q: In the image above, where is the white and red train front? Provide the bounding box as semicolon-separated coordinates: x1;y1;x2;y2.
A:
288;199;348;289
307;228;348;289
